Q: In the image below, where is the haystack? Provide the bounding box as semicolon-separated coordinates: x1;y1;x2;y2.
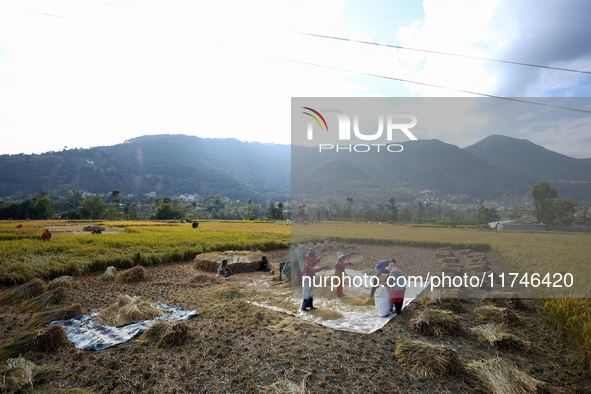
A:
115;265;147;283
470;323;531;351
395;338;463;377
95;294;164;326
466;358;553;394
193;251;262;274
28;304;85;328
21;287;67;312
0;326;70;363
140;320;194;348
409;309;462;337
0;279;45;305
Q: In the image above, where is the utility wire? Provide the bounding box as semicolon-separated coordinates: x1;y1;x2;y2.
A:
287;31;591;75
267;54;591;114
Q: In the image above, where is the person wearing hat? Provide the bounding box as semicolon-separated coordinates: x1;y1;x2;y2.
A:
386;259;406;314
334;251;353;298
41;229;52;241
301;248;327;311
258;255;272;273
217;259;233;277
369;259;390;297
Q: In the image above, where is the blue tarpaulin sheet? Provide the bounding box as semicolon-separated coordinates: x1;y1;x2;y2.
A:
49;302;198;350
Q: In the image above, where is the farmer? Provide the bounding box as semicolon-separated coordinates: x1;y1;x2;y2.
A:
369;259;390;297
302;248;327;311
192;221;199;229
41;229;52;241
217;259;233;277
387;259;406;314
334;252;353;298
258;256;272;273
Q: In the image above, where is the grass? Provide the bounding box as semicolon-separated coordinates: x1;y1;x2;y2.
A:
394;338;463;377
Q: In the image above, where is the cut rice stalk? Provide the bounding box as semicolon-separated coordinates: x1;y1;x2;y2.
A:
27;304;84;328
409;309;462;338
0;357;57;393
47;276;74;290
115;265;147;283
100;266;117;282
0;326;70;363
474;305;520;326
21;287;67;312
95;294;164;326
470;323;531;351
466;357;553;394
139;321;194;348
0;279;46;305
394;338;463;377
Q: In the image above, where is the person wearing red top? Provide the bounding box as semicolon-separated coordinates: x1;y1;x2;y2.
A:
301;248;327;311
334;252;352;298
41;229;52;241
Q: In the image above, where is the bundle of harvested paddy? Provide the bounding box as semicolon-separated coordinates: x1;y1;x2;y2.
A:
474;305;520;326
95;294;164;326
140;320;194;348
115;265;147;283
309;309;343;321
0;356;57;393
395;338;463;377
434;247;455;258
188;274;221;285
482;296;526;310
0;325;70;363
409;309;462;337
46;276;74;291
457;249;473;255
100;266;117;282
21;287;67;312
420;292;466;313
27;304;85;328
466;357;552;394
470;323;531;351
467;253;488;262
215;287;248;301
0;279;45;305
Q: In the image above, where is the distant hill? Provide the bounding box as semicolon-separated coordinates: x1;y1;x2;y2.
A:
464;134;591;181
292;139;539;203
0;135;290;203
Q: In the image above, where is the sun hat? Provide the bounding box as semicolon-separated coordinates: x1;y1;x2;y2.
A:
309;248;315;254
336;252;344;259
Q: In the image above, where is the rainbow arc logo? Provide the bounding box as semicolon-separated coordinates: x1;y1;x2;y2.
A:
302;107;328;132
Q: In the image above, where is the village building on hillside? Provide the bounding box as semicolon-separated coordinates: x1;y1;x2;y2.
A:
488;220;546;231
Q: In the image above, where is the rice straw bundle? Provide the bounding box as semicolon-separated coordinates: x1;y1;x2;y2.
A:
395;338;463;377
0;279;46;305
27;304;84;328
0;326;70;363
95;294;164;326
21;287;67;312
409;309;462;337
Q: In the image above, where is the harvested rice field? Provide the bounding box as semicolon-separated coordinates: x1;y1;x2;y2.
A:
1;245;590;393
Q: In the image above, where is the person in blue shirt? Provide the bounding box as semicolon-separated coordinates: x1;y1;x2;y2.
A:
369;259;391;297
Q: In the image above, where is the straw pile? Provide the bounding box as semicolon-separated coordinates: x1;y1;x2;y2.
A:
0;357;57;393
95;295;164;326
27;304;85;328
420;291;466;313
188;274;221;285
0;279;46;305
474;305;520;326
466;357;553;394
342;297;375;307
21;287;67;312
140;320;194;348
434;247;455;258
482;295;526;310
115;265;147;283
395;338;463;377
309;309;343;321
409;309;462;337
100;266;117;282
470;323;531;351
46;276;74;290
0;326;70;363
193;251;262;273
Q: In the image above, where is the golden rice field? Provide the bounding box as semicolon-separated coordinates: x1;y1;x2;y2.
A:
0;220;290;284
293;221;591;367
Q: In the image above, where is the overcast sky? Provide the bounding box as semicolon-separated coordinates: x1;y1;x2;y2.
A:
1;0;590;157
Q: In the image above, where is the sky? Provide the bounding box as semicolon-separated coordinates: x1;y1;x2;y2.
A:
1;0;590;157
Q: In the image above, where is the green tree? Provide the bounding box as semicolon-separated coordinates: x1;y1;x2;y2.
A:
577;200;590;222
386;198;398;221
509;206;522;220
552;198;577;227
247;199;252;220
532;181;557;222
80;196;106;219
474;200;500;224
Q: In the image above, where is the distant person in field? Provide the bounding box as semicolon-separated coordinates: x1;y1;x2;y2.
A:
258;255;273;273
334;252;353;298
41;229;52;241
217;259;233;277
369;259;390;297
387;260;406;315
192;221;199;229
302;248;327;311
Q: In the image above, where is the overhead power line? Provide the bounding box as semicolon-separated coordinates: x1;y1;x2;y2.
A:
267;55;591;114
287;31;591;75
